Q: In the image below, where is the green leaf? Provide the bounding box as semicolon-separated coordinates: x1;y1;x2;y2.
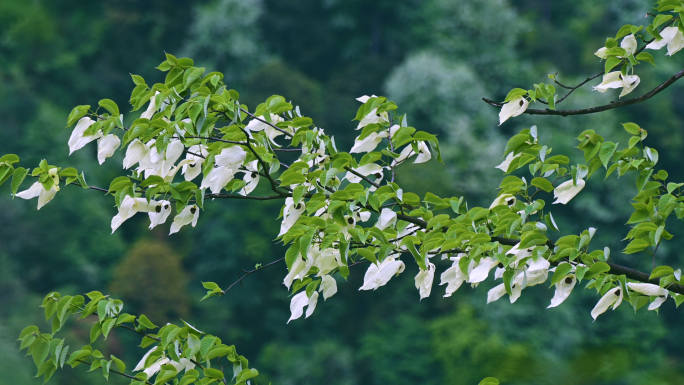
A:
623;239;650;254
518;232;547;249
622;122;641;135
583;261;611;280
102;318;115;339
636;52;656;66
649;265;674;280
479;378;500;385
356;248;377;264
551;263;573;286
98;99;120;117
66;105;90;127
32;339;50;368
137;315;157;330
502;88;528;103
130;74;145;86
598;141;617;168
236;368;259;383
11;167;28;196
199;337;216;358
531;177;554;192
605;57;621;73
653;14;673;29
203;368;224;380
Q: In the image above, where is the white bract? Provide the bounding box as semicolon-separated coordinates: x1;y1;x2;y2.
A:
548;273;576;308
278;198;306;237
68;117;101;155
591;286;623;320
320;275;338;300
140;91;160;120
375;208;397;230
350;131;388;153
111;195;158;233
553;179;585;204
440;255;472;297
621;34;637;56
97;134;121;165
490;194;516;209
495;152;520;172
169;205;200;235
123;139;149;169
16;179;58;210
592;71;640;97
288;291;318;323
148;200;172;229
246;114;286;143
181;144;208;181
415;262;435;300
359;257;405;291
646;26;684;56
626;283;669;310
392;141;431;166
499;96;528;125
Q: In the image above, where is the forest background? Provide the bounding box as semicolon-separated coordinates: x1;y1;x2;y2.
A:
1;0;683;384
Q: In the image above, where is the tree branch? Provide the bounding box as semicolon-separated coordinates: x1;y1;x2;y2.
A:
221;257;285;294
483;68;684;117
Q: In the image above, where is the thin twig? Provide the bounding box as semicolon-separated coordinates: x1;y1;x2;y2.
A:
221;257;285;294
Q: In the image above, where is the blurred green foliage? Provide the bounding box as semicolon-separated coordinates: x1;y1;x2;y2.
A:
2;0;684;383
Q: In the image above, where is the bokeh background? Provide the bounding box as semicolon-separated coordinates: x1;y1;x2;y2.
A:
2;0;684;384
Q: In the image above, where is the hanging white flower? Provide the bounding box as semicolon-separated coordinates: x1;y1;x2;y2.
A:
181;144;208;181
278;198;306;236
548;274;577;308
283;254;314;289
68;117;101;155
16;179;58;210
392;141;431;166
343;163;383;183
356;94;378;103
553;179;585;204
200;166;236;195
593;71;640;97
415;262;435;300
169;204;200;235
498;96;528;125
350;131;388;153
590;286;623;320
320;275;338;300
238;160;260;196
148;200;172;229
169;205;200;235
359;257;405;291
621;34;637;56
495;152;520;173
288;291;318;323
245;114;286;143
594;47;609;60
646;26;684;56
96;134;121;165
626;283;669;310
490;194;516;209
123;139;149;169
111;195;159;233
356;108;389;130
468;257;499;284
140;91;160;120
133;347;158;372
143;357;169;378
440;255;472;297
215;146;247;169
375;208;397;230
315;248;342;277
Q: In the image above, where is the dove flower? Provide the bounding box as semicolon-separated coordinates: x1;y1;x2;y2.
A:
200;166;235;194
110;195;159;233
495;152;520;173
468;257;499;284
490;194;516;209
626;283;669;310
215;146;247;169
68;117;101;155
16;169;60;210
375;208;397;230
440;255;473;297
591;286;623;320
356;108;389;130
594;47;609;60
246;114;286;143
123;139;149;169
350;131;388;153
278;198;306;236
320;275;338;300
181;144;208;181
97;134;121;165
148;200;172;229
553;179;585;204
283;254;314;289
169;205;200;235
415;262;436;300
498;96;528;125
238;160;260;196
593;71;640;97
548;273;577;308
392;141;431;166
646;26;684;56
343;163;383;183
288;291;318;323
487;273;524;304
359;256;405;291
356;94;378;103
140;91;160;120
621;34;637;56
